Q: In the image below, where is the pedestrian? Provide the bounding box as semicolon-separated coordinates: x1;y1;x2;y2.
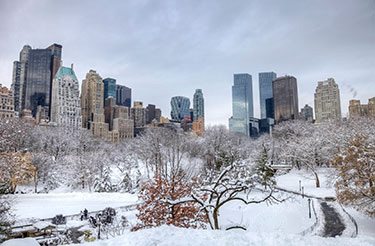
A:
84;208;88;220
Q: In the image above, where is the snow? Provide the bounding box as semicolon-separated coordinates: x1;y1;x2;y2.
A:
33;221;54;230
1;238;39;246
68;225;375;246
11;192;138;220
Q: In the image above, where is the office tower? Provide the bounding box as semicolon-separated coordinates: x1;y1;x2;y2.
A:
104;97;134;139
170;96;190;121
81;70;107;131
21;44;62;118
314;78;341;123
272;75;298;124
259;72;277;119
228;73;253;136
155;108;161;122
265;98;274;119
50;65;81;128
300;104;314;122
193;89;204;120
131;101;146;128
103;78;117;101
12;45;31;114
349;97;375;118
116;84;131;108
0;84;15;119
146;104;156;124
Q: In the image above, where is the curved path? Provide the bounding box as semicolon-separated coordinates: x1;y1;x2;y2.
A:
320;202;345;237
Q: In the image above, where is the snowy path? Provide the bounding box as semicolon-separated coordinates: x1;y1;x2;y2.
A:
320;202;345;237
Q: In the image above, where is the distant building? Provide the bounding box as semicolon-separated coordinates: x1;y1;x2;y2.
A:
272;75;298;124
300;104;314;122
314;78;341;123
265;98;274;119
155;108;161;122
50;65;81;128
193;89;205;135
146;104;156;124
0;84;15;119
249;117;259;138
349;97;375;118
80;69;109;139
116;84;131;108
103;78;117;101
171;96;190;122
104;97;133;139
229;73;253;136
131;101;146;129
259;72;277;119
12;44;62;118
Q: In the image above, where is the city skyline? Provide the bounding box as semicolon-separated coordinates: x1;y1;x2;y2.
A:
0;0;374;126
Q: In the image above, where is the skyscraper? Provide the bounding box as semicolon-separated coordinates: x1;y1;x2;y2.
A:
193;89;204;121
272;75;299;124
259;72;277;119
170;96;190;121
81;70;106;130
116;84;131;108
12;43;62;118
300;104;314;122
103;78;117;101
146;104;156;124
314;78;341;123
229;73;253;136
50;65;81;128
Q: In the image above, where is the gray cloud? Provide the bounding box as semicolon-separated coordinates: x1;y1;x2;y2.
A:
0;0;374;125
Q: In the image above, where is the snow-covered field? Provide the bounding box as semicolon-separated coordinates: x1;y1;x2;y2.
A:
71;225;375;246
11;192;138;220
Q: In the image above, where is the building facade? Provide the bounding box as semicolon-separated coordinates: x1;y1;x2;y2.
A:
193;89;204;121
103;78;116;101
300;104;314;122
131;101;146;128
12;44;62;118
229;73;253;136
81;70;105;129
272;75;298;124
0;85;15;119
314;78;341;123
50;66;81;128
170;96;190;121
349;97;375;118
259;72;277;119
116;84;131;108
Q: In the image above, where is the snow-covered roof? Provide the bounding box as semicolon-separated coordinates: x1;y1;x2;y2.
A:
2;238;39;246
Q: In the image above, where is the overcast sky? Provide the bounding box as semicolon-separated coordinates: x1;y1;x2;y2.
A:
0;0;374;126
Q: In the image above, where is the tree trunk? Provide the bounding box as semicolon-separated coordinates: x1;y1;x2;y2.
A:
314;171;320;188
213;208;219;229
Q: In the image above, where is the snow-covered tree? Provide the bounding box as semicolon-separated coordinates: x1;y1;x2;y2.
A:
0;194;13;241
334;135;375;217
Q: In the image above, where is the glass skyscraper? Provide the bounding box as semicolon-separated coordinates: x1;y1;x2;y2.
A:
116;84;131;108
103;78;117;100
193;89;204;121
170;96;190;121
259;72;277;119
229;73;253;136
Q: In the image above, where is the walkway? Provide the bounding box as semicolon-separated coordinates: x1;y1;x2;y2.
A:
320;202;345;237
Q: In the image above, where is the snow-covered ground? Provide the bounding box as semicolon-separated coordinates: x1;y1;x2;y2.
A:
11;192;138;220
70;225;375;246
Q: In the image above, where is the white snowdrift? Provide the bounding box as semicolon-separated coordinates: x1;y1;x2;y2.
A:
71;225;375;246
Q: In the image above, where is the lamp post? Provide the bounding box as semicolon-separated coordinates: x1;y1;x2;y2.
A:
308;198;312;218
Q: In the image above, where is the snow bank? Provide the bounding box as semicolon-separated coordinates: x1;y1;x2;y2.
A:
2;238;39;246
70;226;375;246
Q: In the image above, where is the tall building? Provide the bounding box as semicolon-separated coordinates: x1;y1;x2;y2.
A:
170;96;190;121
104;97;134;139
81;70;106;130
12;45;31;114
349;97;375;118
229;73;253;136
314;78;341;123
50;65;81;128
116;84;131;108
131;101;146;128
103;78;117;101
259;72;277;119
21;44;62;118
0;84;15;119
193;89;204;121
265;98;274;119
300;104;314;122
272;75;298;124
146;104;156;124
